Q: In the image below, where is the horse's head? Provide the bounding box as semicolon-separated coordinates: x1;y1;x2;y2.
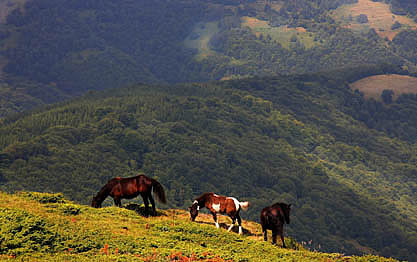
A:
282;203;291;224
91;196;101;208
189;200;200;221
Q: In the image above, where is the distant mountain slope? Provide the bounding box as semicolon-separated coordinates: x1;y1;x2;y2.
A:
0;191;399;261
0;70;416;260
1;0;417;115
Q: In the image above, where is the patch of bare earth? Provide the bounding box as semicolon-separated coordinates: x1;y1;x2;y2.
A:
350;74;417;100
164;209;265;241
332;0;417;40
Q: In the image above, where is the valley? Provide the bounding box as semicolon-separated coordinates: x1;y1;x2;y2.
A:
0;0;417;260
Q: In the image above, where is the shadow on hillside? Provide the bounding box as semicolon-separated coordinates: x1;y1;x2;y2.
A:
194;220;257;236
123;203;166;217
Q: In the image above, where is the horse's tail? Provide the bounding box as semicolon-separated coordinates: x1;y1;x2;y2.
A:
91;178;118;207
151;178;167;204
239;201;250;211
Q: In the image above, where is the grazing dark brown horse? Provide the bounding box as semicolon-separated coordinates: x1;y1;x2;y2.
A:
189;192;249;234
91;174;167;215
260;202;291;248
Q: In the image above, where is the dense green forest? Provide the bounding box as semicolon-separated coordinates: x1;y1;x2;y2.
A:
1;67;416;261
1;0;417;115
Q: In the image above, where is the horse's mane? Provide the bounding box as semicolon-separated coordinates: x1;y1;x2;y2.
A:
273;202;287;209
195;192;214;204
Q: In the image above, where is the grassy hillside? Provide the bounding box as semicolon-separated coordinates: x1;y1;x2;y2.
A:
0;191;399;261
0;70;416;260
331;0;417;40
350;74;417;100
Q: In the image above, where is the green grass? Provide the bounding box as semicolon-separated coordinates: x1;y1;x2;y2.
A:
0;192;399;261
241;17;319;49
184;21;221;60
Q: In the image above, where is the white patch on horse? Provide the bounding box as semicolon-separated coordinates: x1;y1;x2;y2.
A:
212;203;220;212
227;197;240;211
193;200;198;205
213;193;219;197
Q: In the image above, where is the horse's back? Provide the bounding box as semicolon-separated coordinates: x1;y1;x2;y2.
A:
260;206;273;223
260;205;283;229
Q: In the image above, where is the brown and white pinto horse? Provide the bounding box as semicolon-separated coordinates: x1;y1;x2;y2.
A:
189;192;249;234
91;174;166;215
260;202;291;248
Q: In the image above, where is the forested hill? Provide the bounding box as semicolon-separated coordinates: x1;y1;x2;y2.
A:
2;0;417;115
0;69;416;260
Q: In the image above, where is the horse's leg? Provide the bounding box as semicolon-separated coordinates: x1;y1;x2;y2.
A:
211;212;219;228
261;217;268;241
278;226;286;248
141;193;150;216
227;216;236;232
262;227;268;242
236;213;243;235
272;229;277;245
114;197;122;207
148;192;156;215
280;233;286;248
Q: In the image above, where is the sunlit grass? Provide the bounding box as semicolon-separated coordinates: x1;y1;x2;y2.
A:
330;0;417;40
241;16;319;49
350;74;417;100
0;191;399;261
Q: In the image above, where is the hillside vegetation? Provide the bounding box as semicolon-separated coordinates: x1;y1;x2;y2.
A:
0;67;416;260
0;191;399;262
1;0;417;115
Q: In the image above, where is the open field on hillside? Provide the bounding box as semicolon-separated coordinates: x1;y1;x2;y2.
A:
0;191;399;261
269;1;283;12
0;0;26;23
241;16;319;49
331;0;417;40
184;21;220;60
350;74;417;100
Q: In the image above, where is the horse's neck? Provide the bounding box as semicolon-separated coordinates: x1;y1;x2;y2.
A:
196;198;205;208
197;193;212;208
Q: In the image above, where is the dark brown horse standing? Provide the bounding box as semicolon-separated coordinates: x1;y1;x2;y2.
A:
260;202;291;248
189;192;249;234
91;174;167;215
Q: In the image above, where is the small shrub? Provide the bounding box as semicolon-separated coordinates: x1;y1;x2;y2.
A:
0;208;57;255
17;192;66;204
391;21;402;30
357;14;369;24
58;204;81;215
